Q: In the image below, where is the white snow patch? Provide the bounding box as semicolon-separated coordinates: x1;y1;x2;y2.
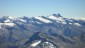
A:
48;15;67;24
69;23;72;25
56;20;61;23
0;23;15;26
29;20;35;23
35;16;52;23
19;19;26;22
43;42;56;48
74;23;81;26
48;15;64;21
4;19;11;23
68;19;73;22
31;40;41;47
8;16;15;19
36;21;42;24
62;21;67;24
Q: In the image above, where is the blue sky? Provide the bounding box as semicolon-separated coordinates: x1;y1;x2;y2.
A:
0;0;85;18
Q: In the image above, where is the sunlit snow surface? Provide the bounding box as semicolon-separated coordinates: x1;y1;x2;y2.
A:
48;15;64;21
74;23;81;26
0;23;15;27
48;15;66;24
30;41;56;48
42;42;56;48
34;16;52;23
19;19;27;23
31;40;41;47
4;19;11;23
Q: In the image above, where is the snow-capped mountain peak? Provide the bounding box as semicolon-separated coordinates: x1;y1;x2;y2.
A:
52;13;62;17
34;16;52;23
0;14;85;48
48;15;64;21
0;13;85;26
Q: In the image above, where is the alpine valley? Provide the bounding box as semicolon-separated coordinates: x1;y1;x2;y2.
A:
0;14;85;48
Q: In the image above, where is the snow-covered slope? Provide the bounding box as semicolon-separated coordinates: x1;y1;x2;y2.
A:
34;16;52;23
0;14;84;25
0;14;85;48
0;23;15;26
48;15;64;21
31;40;41;47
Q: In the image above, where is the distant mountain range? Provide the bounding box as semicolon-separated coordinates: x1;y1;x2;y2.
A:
0;14;85;48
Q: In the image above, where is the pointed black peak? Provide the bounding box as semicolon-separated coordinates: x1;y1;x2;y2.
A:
0;16;10;20
52;14;57;16
22;16;28;18
57;13;62;17
52;13;62;17
20;16;29;19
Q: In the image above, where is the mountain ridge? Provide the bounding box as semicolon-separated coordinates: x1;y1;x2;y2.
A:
0;14;85;48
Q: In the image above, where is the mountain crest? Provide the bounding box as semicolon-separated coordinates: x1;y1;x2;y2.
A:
52;13;62;17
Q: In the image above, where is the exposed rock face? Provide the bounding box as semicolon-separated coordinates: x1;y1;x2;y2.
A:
0;14;85;48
